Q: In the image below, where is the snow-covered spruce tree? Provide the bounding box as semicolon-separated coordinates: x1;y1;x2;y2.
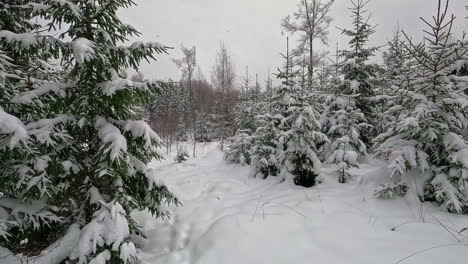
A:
195;112;218;142
250;113;282;178
0;0;68;252
225;132;253;165
321;94;370;183
250;44;293;180
375;0;468;213
251;66;328;186
225;85;266;165
339;0;381;145
2;1;178;263
320;9;373;183
275;71;329;187
376;26;415;134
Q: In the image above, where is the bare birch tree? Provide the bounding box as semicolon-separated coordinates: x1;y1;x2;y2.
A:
282;0;335;87
174;45;198;157
211;42;237;150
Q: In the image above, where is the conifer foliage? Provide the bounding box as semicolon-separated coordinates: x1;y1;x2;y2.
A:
320;0;375;183
250;67;328;187
338;0;380;144
0;1;177;263
375;0;468;213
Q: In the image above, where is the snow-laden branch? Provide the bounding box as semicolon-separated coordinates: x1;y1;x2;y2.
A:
95;117;127;161
0;108;28;149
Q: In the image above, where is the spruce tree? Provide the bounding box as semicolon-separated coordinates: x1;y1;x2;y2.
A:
250;113;282;178
1;1;178;263
339;0;381;145
226;88;265;166
277;85;328;187
0;0;66;249
320;1;377;182
321;94;370;183
225;132;253;165
251;67;328;186
377;26;415;134
375;0;468;213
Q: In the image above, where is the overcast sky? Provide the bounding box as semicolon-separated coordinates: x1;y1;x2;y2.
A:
120;0;467;85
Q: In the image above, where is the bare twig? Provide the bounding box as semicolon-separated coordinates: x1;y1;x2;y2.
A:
394;243;468;264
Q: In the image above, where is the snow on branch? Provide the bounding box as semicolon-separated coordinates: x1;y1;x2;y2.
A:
72;38;96;64
100;70;152;96
120;120;162;147
11;82;72;104
146;168;167;191
69;201;136;264
0;31;39;47
95;117;127;161
27;115;75;145
128;41;164;50
0;108;28;149
0;198;61;230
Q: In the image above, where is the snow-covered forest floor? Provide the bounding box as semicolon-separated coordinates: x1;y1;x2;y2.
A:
133;143;468;264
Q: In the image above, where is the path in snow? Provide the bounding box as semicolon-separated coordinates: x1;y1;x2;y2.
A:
136;144;468;264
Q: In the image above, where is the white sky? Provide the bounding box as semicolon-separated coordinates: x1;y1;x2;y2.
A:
120;0;467;85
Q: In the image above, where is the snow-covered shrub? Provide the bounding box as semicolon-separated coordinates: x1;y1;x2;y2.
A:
225;132;253;165
374;182;408;199
0;1;178;263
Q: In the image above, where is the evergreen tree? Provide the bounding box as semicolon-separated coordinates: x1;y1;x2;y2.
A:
195;112;218;142
226;85;267;166
375;26;416;135
233;89;263;135
339;0;381;145
375;0;468;213
276;84;328;187
320;3;377;182
321;94;370;183
250;113;282;178
1;1;178;263
225;132;253;165
0;0;66;249
251;66;328;186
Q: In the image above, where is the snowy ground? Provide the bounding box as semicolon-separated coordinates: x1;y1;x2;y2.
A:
135;142;468;264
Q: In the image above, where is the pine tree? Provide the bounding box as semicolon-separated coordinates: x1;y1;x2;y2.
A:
375;0;468;213
1;1;178;262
